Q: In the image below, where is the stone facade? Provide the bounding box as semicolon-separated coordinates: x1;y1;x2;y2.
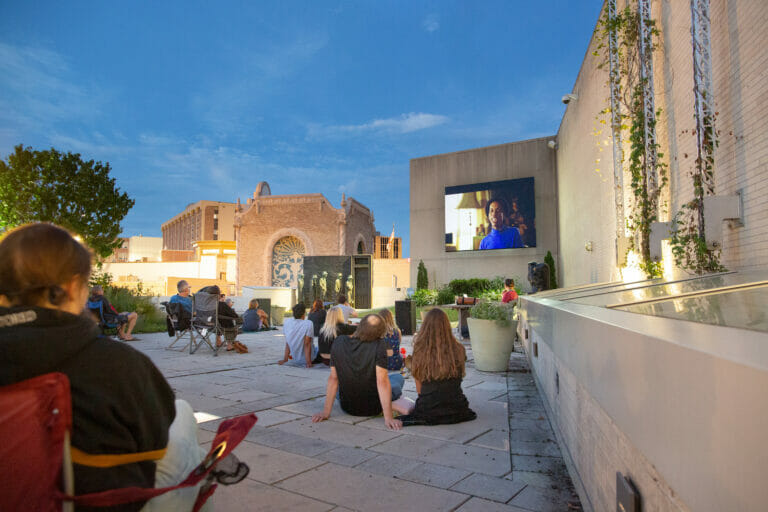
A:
556;0;768;286
235;183;375;289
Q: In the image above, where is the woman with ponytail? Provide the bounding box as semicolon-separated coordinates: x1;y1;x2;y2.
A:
0;223;207;510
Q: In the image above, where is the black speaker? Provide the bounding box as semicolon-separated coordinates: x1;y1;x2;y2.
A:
395;300;417;335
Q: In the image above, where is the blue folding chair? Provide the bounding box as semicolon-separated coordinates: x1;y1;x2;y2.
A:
86;300;119;335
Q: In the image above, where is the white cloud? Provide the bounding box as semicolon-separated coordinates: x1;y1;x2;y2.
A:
309;112;449;138
423;14;440;33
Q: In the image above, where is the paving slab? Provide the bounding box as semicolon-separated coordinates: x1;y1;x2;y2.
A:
450;473;527;503
274;396;374;424
508;483;577;512
396;462;472;489
276;462;469;512
315;446;378;467
212;477;334;511
370;435;511;476
251;428;344;457
468;428;510;451
455;497;531;512
232;440;325;484
354;453;423;478
274;416;402;448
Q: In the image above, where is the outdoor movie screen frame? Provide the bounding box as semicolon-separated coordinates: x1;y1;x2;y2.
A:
444;177;535;252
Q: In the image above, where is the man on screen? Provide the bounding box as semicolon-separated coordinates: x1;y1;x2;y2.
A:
479;197;524;250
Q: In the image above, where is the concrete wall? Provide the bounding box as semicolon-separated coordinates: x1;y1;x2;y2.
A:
372;258;411;289
518;295;768;512
410;137;558;289
556;0;768;286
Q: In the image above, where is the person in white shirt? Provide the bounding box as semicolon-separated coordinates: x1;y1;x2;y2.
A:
278;303;319;367
336;294;358;323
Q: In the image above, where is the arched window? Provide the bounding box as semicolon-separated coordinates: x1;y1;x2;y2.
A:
357;240;365;254
272;236;305;287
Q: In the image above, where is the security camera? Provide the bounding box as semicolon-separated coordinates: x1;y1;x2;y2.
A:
561;93;578;104
547;140;557;150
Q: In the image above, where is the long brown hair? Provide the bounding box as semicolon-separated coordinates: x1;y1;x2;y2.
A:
311;299;324;313
378;308;400;338
0;223;92;307
411;308;466;382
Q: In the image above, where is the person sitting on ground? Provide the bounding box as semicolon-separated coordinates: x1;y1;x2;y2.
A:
198;285;246;353
317;306;356;366
168;279;193;330
307;299;327;337
336;294;357;322
278;303;321;367
89;284;139;341
0;223;209;510
242;299;264;332
379;308;404;372
501;278;519;304
312;314;412;430
396;308;476;427
251;299;270;329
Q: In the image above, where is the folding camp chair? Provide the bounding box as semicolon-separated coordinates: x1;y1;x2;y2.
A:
0;372;257;512
86;299;120;336
190;291;222;355
162;301;193;351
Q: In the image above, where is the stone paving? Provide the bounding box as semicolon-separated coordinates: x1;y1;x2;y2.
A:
131;326;580;511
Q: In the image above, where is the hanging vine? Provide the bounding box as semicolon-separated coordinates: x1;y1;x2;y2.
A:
593;4;667;278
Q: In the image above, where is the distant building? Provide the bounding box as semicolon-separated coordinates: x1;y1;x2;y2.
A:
160;200;237;261
103;236;162;263
373;234;402;259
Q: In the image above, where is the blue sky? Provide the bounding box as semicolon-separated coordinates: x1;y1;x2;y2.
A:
0;1;602;257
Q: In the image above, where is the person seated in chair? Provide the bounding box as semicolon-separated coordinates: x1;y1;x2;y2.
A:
312;314;413;431
0;223;208;510
169;279;193;330
89;284;139;341
198;285;245;353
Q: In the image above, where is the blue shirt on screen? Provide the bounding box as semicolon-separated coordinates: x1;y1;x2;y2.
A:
169;294;192;313
479;227;524;250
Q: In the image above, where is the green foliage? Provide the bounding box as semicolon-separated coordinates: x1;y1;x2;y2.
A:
594;6;667;279
89;267;114;289
447;278;492;297
436;286;455;305
416;260;429;290
0;145;135;258
102;284;165;333
543;251;558;289
469;301;514;327
412;288;437;307
669;203;726;274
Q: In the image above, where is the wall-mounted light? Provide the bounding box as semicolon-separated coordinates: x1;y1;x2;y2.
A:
547;140;558;150
561;93;578;104
585;241;593;252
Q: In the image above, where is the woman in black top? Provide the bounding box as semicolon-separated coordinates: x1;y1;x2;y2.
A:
317;306;356;365
307;299;327;337
398;308;476;426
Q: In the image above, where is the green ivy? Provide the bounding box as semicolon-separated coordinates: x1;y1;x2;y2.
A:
469;301;515;327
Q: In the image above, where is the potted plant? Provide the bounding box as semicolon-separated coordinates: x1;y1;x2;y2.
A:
467;301;516;372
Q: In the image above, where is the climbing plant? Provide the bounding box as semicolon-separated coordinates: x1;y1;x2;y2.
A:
593;4;667;278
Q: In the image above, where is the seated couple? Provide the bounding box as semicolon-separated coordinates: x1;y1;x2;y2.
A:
0;224;238;510
312;308;477;430
88;284;138;341
279;302;360;367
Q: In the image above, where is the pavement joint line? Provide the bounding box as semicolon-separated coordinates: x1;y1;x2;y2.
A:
266;460;332;487
165;364;270;379
462;428;493;445
447;494;474;512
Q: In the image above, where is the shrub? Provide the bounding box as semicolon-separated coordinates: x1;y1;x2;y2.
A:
448;278;491;297
412;288;437;307
417;260;429;290
436;286;455;305
103;283;165;333
469;301;515;327
544;251;558;289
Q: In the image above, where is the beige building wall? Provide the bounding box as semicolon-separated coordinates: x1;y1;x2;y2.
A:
372;258;411;289
161;200;237;251
410;138;558;289
126;236;162;262
556;0;768;287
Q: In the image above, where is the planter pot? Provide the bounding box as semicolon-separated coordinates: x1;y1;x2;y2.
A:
467;317;517;372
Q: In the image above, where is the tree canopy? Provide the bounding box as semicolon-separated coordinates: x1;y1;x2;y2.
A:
0;145;135;258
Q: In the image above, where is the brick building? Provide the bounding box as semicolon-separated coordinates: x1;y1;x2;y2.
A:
235;182;376;289
160;200;237;261
373;234;402;259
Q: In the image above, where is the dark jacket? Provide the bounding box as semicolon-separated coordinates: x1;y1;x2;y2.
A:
0;306;175;511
